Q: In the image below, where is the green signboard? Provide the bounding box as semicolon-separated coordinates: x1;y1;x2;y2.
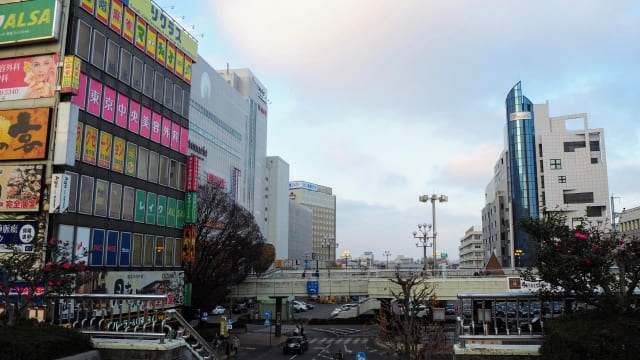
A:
0;0;61;45
156;195;166;226
176;200;184;228
185;192;197;224
167;197;176;228
134;189;146;223
125;142;137;177
146;192;156;225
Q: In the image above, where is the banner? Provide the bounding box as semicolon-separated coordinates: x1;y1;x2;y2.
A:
87;78;102;116
182;224;196;263
156;34;166;66
167;197;176;228
185;192;197;224
0;108;50;160
145;192;156;225
170;122;180;151
150;112;161;142
95;0;109;24
123;7;135;42
184;56;192;84
161;117;170;147
156;195;166;226
82;125;97;164
49;173;70;214
98;131;112;168
105;270;184;314
146;25;157;59
115;93;128;128
0;54;59;100
90;229;105;266
75;122;83;160
180;126;188;154
128;99;140;134
102;85;116;122
0;221;38;252
112;136;125;172
109;0;123;34
80;0;95;14
125;142;137;177
0;165;43;212
166;41;175;72
60;55;81;94
175;50;184;78
0;0;61;45
134;189;146;223
135;16;146;51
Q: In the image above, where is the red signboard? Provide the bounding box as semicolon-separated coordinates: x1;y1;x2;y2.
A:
186;155;199;192
0;54;58;101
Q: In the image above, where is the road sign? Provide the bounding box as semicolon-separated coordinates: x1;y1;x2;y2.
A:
264;319;270;326
356;352;367;360
264;311;271;318
441;252;448;259
307;281;319;294
201;311;208;322
227;318;233;325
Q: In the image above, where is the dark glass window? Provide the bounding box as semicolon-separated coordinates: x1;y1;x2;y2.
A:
590;141;600;151
106;39;119;76
65;171;79;213
591;157;598;164
75;20;91;60
540;175;544;189
173;84;183;114
137;147;149;180
155;237;164;266
164;78;173;108
558;176;566;183
144;235;154;266
132;57;143;91
550;159;562;170
94;179;109;217
538;143;543;157
169;160;178;188
91;30;106;69
165;238;174;266
79;176;94;215
564;192;594;204
154;72;164;102
122;187;134;221
178;162;186;191
132;234;143;266
159;155;169;186
119;49;132;84
564;141;586;152
143;64;154;97
148;151;159;183
587;206;604;217
539;159;543;173
109;183;122;219
182;90;190;117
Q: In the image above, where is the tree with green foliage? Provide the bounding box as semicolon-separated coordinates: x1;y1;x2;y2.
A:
519;212;640;313
183;183;266;310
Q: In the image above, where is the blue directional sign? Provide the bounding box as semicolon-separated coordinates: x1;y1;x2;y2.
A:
264;311;271;318
356;352;367;360
264;319;271;326
201;312;208;322
227;318;233;325
307;281;319;294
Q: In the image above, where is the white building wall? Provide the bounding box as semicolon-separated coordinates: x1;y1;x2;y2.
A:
266;156;290;261
289;201;313;264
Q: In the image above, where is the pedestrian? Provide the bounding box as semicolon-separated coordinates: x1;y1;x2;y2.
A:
232;335;240;354
294;324;300;335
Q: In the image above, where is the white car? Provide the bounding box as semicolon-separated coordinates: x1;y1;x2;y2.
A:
330;308;343;317
212;306;226;315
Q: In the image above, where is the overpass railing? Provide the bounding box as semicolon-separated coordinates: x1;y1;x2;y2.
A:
249;268;522;279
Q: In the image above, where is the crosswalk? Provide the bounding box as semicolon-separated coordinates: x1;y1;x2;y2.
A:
312;327;363;336
307;337;369;345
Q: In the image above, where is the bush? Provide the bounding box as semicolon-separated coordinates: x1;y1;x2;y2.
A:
0;321;93;360
542;311;640;360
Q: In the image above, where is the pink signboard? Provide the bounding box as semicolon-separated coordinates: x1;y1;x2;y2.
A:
0;54;59;101
171;122;180;151
140;106;151;138
180;126;189;154
115;93;128;128
161;117;171;147
151;112;162;143
87;78;102;116
128;99;140;134
102;85;116;122
71;73;88;109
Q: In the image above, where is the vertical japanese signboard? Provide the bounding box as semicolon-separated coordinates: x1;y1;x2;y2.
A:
125;142;137;177
146;192;156;225
82;125;98;164
167;197;176;228
176;200;184;228
60;55;82;94
134;189;146;223
156;195;166;226
98;131;112;168
112;137;125;173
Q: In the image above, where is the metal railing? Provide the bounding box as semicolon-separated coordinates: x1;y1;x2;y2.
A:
249;268;524;279
164;309;220;360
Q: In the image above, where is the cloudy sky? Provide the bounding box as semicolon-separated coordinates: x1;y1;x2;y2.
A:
162;0;640;262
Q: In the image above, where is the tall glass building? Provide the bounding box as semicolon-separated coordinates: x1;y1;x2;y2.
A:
505;82;539;267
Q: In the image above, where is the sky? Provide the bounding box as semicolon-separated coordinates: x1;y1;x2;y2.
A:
159;0;640;262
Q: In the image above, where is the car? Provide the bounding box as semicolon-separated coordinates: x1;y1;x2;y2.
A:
300;301;314;310
292;300;310;311
283;335;309;354
330;308;343;317
211;306;226;315
340;303;358;311
293;302;306;312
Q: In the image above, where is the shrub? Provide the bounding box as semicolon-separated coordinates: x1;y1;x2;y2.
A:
0;321;93;360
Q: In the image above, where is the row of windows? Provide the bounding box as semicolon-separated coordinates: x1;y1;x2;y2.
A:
621;219;640;232
66;172;185;228
76;20;189;118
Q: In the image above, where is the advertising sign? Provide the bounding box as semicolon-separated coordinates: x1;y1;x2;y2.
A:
180;126;188;154
134;189;146;223
98;131;112;168
140;106;151;138
184;56;192;84
60;55;81;94
112;136;125;173
0;221;38;252
109;0;123;34
87;78;102;116
105;230;118;266
167;197;176;228
0;108;50;160
95;0;109;24
145;192;156;225
125;142;137;177
49;173;70;214
123;7;135;42
134;16;146;51
127;0;198;60
0;0;61;45
115;93;128;128
182;224;195;263
176;200;184;228
83;125;97;164
80;0;95;14
166;41;175;72
128;99;140;134
170;122;180;151
0;54;58;100
161;117;170;147
0;165;43;212
75;122;82;160
90;228;105;266
156;34;166;65
102;85;116;122
150;112;161;143
185;192;197;224
105;270;185;314
175;49;184;78
146;25;156;58
120;232;131;266
71;72;87;109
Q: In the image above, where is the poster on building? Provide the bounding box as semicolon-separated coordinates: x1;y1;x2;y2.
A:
125;142;137;177
115;93;128;128
146;25;157;59
102;85;116;122
128;99;140;134
185;192;197;224
120;232;131;266
90;228;105;266
0;0;62;45
98;131;113;168
105;270;184;314
175;50;184;78
72;73;88;109
167;197;176;228
134;189;146;223
171;122;180;151
161;117;170;147
60;55;82;94
80;0;95;14
166;41;176;72
0;54;58;100
156;195;166;226
0;165;43;212
105;230;119;266
83;125;98;164
176;200;184;228
87;78;102;116
75;122;83;160
123;6;135;42
0;221;38;252
151;112;161;143
146;192;156;225
112;136;125;173
135;16;147;51
156;34;166;66
109;0;123;34
0;108;50;160
184;56;192;84
50;173;71;214
140;106;151;138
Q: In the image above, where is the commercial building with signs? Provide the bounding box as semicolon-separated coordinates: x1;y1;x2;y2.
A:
0;0;196;319
188;58;269;235
483;82;610;268
288;181;336;267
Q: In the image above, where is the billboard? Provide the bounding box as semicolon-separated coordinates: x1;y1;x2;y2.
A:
0;54;59;100
0;0;62;45
0;221;38;252
105;270;184;314
60;55;81;94
0;164;43;212
0;108;50;160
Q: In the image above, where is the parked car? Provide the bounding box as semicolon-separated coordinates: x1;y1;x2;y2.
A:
211;306;226;315
283;336;309;354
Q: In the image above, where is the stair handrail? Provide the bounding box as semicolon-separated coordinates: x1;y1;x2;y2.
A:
164;309;220;360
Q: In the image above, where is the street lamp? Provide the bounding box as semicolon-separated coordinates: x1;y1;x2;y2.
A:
413;224;434;270
342;250;350;269
514;249;523;268
419;194;448;270
383;250;391;268
321;236;337;269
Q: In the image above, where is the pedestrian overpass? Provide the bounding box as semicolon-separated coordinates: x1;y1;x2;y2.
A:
231;269;521;301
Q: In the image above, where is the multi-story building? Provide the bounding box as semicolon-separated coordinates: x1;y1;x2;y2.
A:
0;0;197;318
619;206;640;239
288;181;336;267
458;226;484;269
266;156;290;261
288;200;312;266
483;82;610;268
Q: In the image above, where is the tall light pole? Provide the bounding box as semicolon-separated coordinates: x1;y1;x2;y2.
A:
419;194;448;270
383;250;391;268
413;224;433;270
321;236;337;268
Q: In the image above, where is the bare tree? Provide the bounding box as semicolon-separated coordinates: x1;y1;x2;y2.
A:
378;270;442;360
183;183;266;309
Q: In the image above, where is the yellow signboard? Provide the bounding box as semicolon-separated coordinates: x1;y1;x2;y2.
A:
0;108;50;160
60;55;82;94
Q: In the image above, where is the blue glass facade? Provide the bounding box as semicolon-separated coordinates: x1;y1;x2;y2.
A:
506;82;539;268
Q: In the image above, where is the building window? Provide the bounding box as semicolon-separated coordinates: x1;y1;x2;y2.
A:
159;156;169;186
78;175;94;215
587;206;604;217
590;140;600;151
563;141;586;152
538;143;543;157
65;171;79;213
122;186;135;221
106;39;119;77
539;159;543;173
173;84;183;114
169;160;178;188
165;238;174;266
174;238;182;266
591;157;598;164
540;175;544;189
564;192;594;204
75;20;91;61
119;49;132;84
178;162;186;191
94;179;109;217
550;159;562;170
164;78;173;108
108;183;122;219
137;147;149;180
144;235;155;266
558;176;566;183
143;64;154;97
182;90;190;117
155;237;164;266
148;151;159;183
91;30;106;69
132;234;143;266
132;57;143;91
153;71;164;102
